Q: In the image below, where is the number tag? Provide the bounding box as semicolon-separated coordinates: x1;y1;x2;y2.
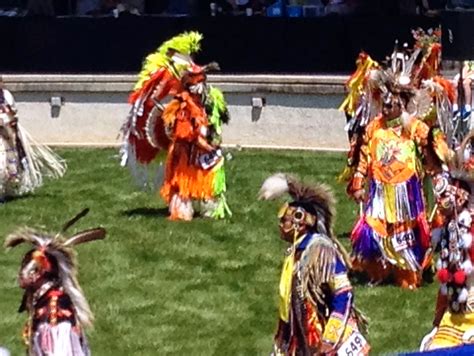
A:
337;332;370;356
391;234;414;252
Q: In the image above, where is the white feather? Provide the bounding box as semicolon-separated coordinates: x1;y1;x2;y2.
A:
462;233;473;249
463;259;473;275
459;288;469;303
459;210;472;228
258;173;289;200
401;111;412;130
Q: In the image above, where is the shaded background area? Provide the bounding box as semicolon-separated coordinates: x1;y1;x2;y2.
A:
0;14;439;73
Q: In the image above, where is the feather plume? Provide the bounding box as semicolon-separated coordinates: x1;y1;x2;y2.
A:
400;111;413;131
207;86;230;130
5;229;49;249
63;228;106;247
61;208;90;233
258;173;289;200
133;31;203;91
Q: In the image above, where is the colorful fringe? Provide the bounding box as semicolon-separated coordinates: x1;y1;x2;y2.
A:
351;175;429;271
160;143;215;203
32;322;89;356
365;175;425;223
206;86;232;219
427;311;474;350
339;52;379;117
210;161;232;218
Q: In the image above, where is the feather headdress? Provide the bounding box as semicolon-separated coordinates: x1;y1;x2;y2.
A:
449;131;474;184
258;173;352;267
259;174;335;234
5;208;106;328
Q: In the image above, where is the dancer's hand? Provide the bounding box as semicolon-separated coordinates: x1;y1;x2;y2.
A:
320;342;336;355
353;189;366;203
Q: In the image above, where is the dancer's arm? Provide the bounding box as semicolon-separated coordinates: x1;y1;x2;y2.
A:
322;257;353;350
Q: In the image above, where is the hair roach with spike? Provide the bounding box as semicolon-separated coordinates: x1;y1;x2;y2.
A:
259;173;352;268
259;173;335;235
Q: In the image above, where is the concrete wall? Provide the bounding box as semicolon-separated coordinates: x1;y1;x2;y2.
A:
4;74;349;150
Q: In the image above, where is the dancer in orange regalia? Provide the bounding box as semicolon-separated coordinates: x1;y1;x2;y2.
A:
121;32;231;221
340;28;455;289
160;64;226;220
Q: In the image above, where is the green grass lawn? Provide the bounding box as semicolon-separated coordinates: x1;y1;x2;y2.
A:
0;148;437;355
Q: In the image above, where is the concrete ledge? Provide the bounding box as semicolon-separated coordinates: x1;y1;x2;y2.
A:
3;74;348;94
2;74;351;150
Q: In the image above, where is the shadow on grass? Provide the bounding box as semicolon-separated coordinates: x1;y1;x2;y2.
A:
350;268;435;287
2;193;35;203
339;231;351;239
121;207;169;218
349;270;395;287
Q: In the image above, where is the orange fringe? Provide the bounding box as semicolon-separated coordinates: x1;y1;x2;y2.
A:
160;92;214;203
393;268;421;289
433;76;456;104
353;258;391;283
160;142;215;202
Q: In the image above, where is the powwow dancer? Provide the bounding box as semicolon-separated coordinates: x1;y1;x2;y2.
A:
120;31;202;186
120;32;231;221
452;60;474;143
0;77;66;202
259;174;369;355
340;28;454;289
4;209;106;356
421;132;474;350
159;62;231;220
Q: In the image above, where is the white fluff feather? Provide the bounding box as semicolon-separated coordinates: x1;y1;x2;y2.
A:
258;173;289;200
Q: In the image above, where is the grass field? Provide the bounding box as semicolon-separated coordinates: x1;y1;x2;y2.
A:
0;148;438;355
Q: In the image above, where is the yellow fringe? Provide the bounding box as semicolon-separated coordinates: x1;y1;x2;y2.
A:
339;55;378;116
383;183;396;223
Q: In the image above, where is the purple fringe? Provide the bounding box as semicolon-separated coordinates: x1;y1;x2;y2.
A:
406;175;425;219
366;175;424;220
352;175;426;261
351;219;382;259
